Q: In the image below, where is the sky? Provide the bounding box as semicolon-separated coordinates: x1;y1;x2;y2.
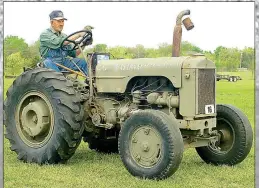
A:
3;2;254;52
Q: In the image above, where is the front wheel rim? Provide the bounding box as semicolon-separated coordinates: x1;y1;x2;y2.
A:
209;118;235;153
129;126;162;168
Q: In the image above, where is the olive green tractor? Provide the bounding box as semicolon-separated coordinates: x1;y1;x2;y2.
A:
4;10;253;180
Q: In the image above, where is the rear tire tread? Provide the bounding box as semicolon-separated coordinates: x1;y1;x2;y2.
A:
4;68;84;164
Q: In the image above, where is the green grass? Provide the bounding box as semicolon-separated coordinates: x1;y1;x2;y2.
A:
3;73;255;188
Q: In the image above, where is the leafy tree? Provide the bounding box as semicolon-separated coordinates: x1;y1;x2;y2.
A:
217;48;240;71
3;35;40;71
4;35;29;57
241;47;254;69
180;41;203;56
145;48;160;58
158;43;172;57
25;40;41;67
94;44;108;52
69;42;255;73
124;47;135;59
109;46;128;59
214;46;226;59
240;47;254;77
132;44;146;58
5;52;25;75
204;51;216;63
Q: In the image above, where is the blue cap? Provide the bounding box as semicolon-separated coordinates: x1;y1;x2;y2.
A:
49;10;67;20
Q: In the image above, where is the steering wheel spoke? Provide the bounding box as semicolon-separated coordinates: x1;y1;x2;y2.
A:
61;30;92;51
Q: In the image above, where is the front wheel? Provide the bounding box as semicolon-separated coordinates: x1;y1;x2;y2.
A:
119;110;184;180
196;104;253;165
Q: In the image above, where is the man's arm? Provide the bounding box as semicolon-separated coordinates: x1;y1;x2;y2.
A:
75;37;93;56
74;26;94;56
40;31;65;49
75;46;85;56
65;32;87;57
67;46;85;57
64;32;85;45
39;30;65;57
40;30;84;48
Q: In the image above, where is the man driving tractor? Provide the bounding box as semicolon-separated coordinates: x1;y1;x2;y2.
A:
39;10;93;75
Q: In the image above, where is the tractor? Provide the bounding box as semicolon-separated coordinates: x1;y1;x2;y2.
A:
4;10;253;180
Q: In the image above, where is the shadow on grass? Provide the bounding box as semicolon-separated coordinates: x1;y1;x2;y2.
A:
65;142;121;166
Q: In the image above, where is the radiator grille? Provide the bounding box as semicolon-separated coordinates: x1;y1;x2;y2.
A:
197;69;215;114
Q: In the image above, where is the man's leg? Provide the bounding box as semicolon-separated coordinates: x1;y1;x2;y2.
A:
63;58;88;75
43;58;61;72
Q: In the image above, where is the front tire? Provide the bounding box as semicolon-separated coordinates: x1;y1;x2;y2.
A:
119;110;184;180
196;104;253;165
4;68;84;164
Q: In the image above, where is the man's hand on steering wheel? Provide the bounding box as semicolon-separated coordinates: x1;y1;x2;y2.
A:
84;25;94;32
61;29;93;51
82;25;94;46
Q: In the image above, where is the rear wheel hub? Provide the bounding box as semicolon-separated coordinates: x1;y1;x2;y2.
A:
16;91;54;148
21;99;50;137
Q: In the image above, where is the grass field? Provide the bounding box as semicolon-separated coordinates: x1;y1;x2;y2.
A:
3;71;255;188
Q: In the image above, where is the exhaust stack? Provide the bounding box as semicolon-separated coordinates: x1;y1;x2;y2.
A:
172;10;194;57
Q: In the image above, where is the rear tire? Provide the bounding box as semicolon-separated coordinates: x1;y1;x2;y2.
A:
4;68;84;164
196;104;253;165
119;110;183;180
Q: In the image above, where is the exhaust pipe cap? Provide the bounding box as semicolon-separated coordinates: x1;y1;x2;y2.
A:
183;17;194;31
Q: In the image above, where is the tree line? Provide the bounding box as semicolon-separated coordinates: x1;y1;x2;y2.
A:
4;35;254;76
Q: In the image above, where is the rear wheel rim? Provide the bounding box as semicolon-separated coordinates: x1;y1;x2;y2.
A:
129;126;162;168
15;91;54;148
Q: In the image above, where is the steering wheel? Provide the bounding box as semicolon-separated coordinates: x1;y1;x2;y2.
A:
61;30;92;51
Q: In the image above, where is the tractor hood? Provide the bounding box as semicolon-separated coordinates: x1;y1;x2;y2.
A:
95;55;215;93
